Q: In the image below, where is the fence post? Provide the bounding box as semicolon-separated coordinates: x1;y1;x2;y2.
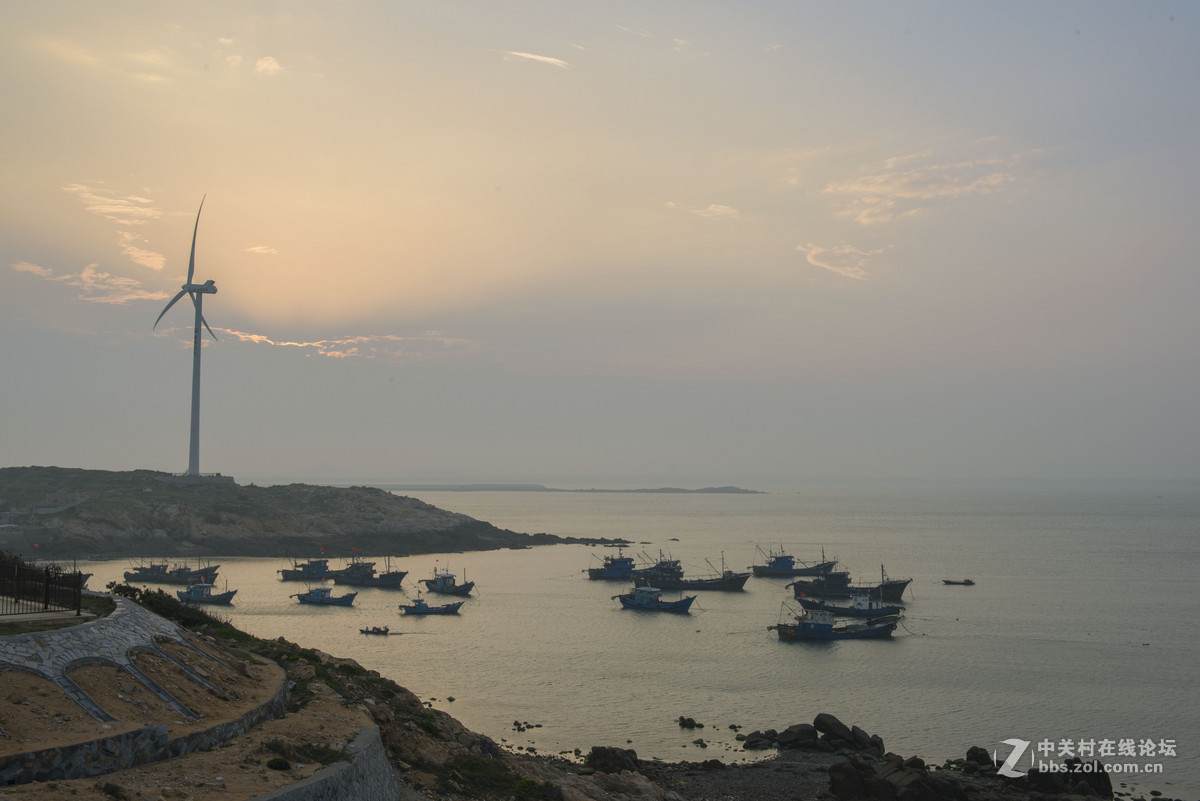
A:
43;566;51;610
75;572;82;616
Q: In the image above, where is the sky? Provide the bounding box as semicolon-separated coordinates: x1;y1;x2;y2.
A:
2;1;1198;491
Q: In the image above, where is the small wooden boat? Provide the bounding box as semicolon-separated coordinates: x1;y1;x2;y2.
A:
359;625;392;635
750;545;838;577
400;595;464;615
291;586;357;606
613;585;696;613
770;605;899;641
420;566;475;596
176;581;237;605
797;595;902;617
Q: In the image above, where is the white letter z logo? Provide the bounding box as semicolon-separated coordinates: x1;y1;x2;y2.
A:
996;738;1031;778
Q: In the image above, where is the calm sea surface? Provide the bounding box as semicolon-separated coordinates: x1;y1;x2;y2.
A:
85;485;1199;794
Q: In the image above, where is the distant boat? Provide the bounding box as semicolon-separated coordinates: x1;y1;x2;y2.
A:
789;564;912;602
334;556;408;588
278;557;330;582
631;550;683;585
797;595;902;617
750;545;838;578
769;605;899;641
420;565;474;596
942;578;975;586
634;553;751;591
400;594;464;615
176;581;237;605
613;585;696;613
326;555;377;584
291;586;357;606
359;625;392;635
125;558;220;586
585;547;636;580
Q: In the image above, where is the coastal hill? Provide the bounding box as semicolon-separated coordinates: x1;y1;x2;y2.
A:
379;483;763;493
0;466;610;560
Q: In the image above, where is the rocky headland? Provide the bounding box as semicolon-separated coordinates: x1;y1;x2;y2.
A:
0;466;616;560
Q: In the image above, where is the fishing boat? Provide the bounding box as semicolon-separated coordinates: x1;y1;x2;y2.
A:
420;566;475;596
359;625;392;635
400;595;464;615
750;545;838;577
176;581;237;605
124;559;220;586
613;585;696;613
797;595;902;617
291;586;357;606
633;554;750;591
631;550;684;585
334;556;407;588
585;547;636;580
942;578;975;586
278;557;330;582
326;555;377;584
769;605;899;641
788;570;854;599
790;564;912;603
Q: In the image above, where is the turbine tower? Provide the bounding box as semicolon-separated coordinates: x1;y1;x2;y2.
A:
154;197;218;476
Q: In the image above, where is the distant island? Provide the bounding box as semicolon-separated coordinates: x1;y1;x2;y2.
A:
375;484;764;494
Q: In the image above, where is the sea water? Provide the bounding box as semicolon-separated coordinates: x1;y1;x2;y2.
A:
84;484;1200;794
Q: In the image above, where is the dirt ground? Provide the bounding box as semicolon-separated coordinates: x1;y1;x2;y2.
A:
0;633;369;801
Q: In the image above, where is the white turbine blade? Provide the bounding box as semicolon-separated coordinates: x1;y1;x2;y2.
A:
153;289;188;329
186;195;206;284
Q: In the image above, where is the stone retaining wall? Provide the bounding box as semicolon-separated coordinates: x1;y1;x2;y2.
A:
247;724;407;801
0;665;289;785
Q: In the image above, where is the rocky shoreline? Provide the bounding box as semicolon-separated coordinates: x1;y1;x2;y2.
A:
572;713;1187;801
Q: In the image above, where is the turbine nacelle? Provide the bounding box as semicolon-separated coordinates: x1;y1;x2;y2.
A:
184;280;218;295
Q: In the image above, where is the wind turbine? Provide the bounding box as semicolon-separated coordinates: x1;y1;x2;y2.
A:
154;197;218;477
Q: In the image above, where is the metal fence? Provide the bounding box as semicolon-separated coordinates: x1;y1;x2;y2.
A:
0;563;84;616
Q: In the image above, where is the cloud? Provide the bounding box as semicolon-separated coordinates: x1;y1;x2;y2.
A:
498;51;570;69
617;25;652;39
218;38;234;46
221;330;483;362
689;203;740;219
63;184;163;226
256;56;283;75
824;152;1016;224
245;245;278;255
118;232;166;271
38;38;99;68
14;260;168;303
12;261;55;278
796;242;887;280
226;55;243;68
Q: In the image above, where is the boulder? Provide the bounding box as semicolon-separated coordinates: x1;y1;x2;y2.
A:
585;746;640;774
964;745;994;767
813;713;856;745
828;758;869;799
776;723;819;748
741;730;775;750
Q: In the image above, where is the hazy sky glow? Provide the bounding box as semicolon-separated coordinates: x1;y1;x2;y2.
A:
2;1;1198;489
